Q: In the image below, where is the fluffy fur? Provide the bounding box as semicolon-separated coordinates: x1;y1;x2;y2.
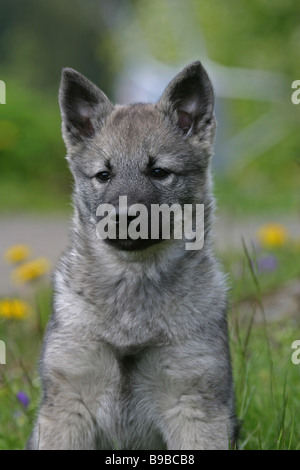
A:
27;61;237;450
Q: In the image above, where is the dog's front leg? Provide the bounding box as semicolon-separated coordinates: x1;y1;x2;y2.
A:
149;344;236;450
27;338;121;450
26;398;101;450
160;399;233;450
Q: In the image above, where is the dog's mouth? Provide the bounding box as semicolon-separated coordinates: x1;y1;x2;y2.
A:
96;210;176;251
104;237;164;251
95;200;203;251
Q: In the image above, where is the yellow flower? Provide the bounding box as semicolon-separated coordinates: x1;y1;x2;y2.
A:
4;244;31;264
257;223;289;248
11;257;50;284
0;298;30;320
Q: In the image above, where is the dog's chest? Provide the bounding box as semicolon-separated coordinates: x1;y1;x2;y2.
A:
84;279;173;348
96;350;166;450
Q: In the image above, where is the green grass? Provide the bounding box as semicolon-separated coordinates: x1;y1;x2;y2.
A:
0;285;50;449
222;242;300;302
0;243;299;450
231;316;300;449
229;240;300;449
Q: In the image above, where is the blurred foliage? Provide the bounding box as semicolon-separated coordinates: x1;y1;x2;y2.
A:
0;1;300;450
0;0;113;91
131;0;300;74
0;0;299;213
193;0;300;74
0;81;70;211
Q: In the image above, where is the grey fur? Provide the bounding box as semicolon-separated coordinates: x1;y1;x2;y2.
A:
27;61;237;450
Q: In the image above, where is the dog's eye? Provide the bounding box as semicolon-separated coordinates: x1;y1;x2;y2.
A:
95;171;110;183
151;168;170;179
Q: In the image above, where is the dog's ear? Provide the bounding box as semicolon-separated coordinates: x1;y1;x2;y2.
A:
158;61;214;137
59;68;113;147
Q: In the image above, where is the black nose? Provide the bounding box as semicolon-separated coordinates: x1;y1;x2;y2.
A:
114;209;138;226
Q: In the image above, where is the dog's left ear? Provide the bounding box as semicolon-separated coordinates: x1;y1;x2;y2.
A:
158;61;215;137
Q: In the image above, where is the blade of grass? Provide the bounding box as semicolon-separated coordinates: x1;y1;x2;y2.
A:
277;371;289;449
288;409;296;450
241;237;276;422
238;423;261;450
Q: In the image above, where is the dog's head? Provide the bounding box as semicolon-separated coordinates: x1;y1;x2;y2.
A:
59;62;216;251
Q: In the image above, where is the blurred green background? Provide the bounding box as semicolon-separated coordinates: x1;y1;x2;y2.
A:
1;0;300;450
0;0;299;215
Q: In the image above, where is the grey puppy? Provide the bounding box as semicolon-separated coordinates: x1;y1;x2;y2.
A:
27;61;237;450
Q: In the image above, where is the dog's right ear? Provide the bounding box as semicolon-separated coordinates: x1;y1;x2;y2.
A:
59;68;113;148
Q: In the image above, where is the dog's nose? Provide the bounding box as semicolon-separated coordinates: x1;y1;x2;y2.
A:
114;208;137;226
